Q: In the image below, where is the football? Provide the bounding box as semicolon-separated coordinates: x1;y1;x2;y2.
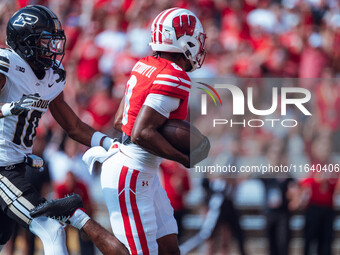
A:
159;119;204;155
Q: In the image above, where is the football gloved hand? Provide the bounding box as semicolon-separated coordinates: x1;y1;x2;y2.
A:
1;93;40;117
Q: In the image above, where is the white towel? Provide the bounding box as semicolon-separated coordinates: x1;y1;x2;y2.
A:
82;142;120;175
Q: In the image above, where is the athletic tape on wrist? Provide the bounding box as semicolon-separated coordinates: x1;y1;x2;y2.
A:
102;137;113;150
78;214;91;230
71;208;91;230
91;131;106;147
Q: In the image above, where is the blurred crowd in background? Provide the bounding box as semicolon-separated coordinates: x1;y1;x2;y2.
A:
1;0;340;254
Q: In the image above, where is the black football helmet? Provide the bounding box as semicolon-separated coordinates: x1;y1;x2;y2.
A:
6;5;66;70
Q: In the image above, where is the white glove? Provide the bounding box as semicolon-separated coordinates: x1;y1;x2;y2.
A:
1;93;40;116
82;142;120;175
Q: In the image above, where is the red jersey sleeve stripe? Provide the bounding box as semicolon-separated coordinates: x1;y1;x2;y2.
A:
156;74;191;85
155;78;191;89
155;75;191;89
153;80;191;92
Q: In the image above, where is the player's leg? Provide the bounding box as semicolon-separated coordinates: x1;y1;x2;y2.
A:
157;234;180;255
101;154;158;254
29;216;68;255
0;165;68;255
29;194;130;255
0;207;14;247
153;175;180;255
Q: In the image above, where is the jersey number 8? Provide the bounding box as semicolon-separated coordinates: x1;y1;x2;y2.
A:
122;75;137;126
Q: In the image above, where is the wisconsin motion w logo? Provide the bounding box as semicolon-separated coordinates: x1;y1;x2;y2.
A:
197;82;222;115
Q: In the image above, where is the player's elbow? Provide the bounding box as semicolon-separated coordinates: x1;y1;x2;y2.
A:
66;130;79;142
130;130;142;144
131;128;149;145
113;118;122;132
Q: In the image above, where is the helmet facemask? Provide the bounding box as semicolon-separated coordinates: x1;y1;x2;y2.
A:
23;30;66;70
183;32;207;71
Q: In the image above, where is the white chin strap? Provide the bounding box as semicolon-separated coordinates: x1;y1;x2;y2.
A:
187;54;197;72
183;46;197;72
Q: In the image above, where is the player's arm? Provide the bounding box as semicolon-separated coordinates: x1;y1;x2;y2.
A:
0;73;6;117
50;92;95;146
0;73;5;91
131;105;190;167
49;92;113;149
113;95;125;132
81;219;129;255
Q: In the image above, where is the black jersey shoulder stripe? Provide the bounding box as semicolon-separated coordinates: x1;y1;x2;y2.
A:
0;56;9;64
0;65;9;73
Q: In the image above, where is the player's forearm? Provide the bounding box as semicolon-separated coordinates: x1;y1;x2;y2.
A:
113;120;123;132
132;128;189;166
67;122;115;150
113;111;123;132
49;93;96;147
82;219;129;255
66;121;95;147
113;96;125;132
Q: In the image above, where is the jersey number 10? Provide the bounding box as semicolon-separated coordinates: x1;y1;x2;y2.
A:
12;110;42;147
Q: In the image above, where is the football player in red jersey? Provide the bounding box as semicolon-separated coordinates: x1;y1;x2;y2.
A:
99;8;209;255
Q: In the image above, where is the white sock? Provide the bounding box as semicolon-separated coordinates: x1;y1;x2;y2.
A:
29;216;69;255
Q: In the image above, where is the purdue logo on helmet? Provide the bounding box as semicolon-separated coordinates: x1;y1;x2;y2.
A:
13;13;38;27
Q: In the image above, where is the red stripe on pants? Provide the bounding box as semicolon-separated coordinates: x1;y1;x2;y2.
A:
130;169;150;255
118;166;138;254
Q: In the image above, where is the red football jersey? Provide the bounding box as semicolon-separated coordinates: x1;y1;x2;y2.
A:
121;56;190;136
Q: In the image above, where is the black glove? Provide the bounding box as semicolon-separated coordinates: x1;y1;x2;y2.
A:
1;93;40;116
